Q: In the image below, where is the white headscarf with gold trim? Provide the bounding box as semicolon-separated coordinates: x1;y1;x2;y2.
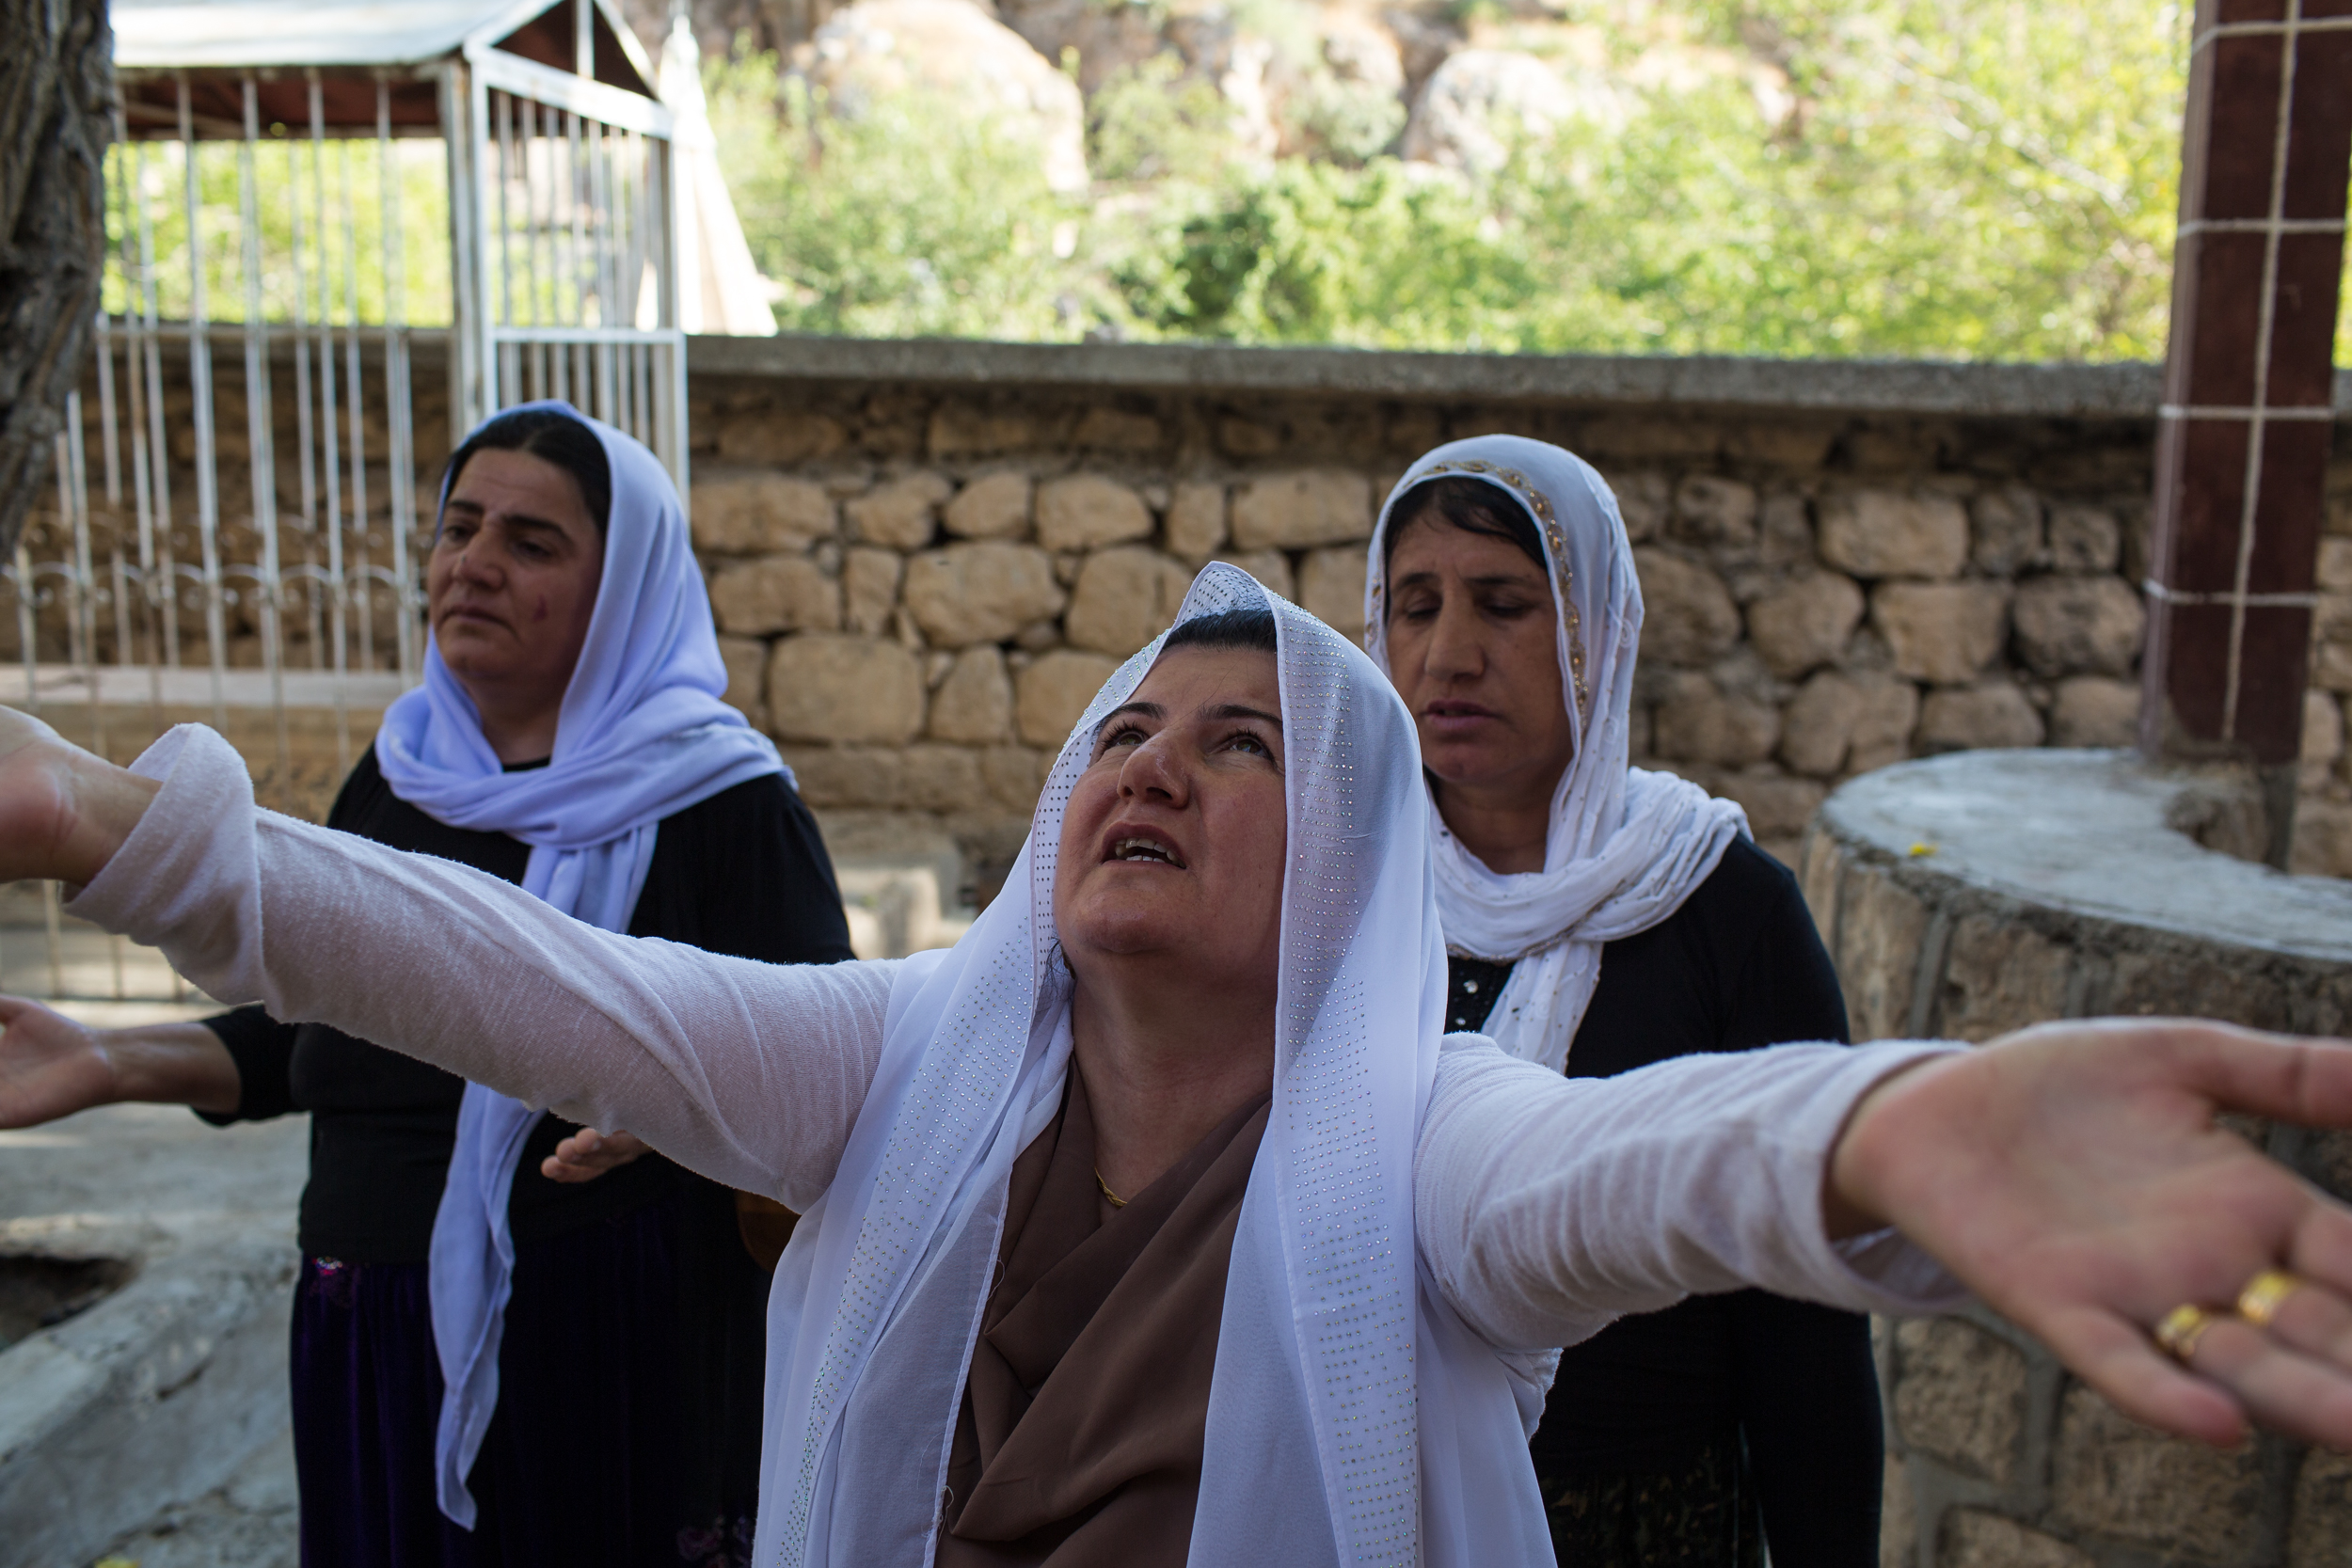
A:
1363;436;1747;1070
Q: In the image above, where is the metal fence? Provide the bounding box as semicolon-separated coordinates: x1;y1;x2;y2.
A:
4;3;686;1001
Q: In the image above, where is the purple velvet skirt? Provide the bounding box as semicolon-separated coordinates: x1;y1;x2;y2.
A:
290;1187;765;1568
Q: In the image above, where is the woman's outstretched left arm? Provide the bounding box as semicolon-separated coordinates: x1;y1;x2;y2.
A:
1422;1021;2352;1451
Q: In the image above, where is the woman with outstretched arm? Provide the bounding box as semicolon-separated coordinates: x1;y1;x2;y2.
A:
2;564;2349;1568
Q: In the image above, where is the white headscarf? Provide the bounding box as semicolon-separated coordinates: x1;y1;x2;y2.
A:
373;401;787;1528
1363;436;1747;1072
755;562;1550;1568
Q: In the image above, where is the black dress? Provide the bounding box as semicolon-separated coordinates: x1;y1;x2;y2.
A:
199;749;855;1568
1446;838;1882;1568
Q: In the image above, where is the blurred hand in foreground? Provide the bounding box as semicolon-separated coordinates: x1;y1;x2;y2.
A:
1832;1019;2352;1449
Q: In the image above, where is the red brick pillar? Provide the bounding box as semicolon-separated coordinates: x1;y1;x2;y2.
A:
2140;0;2352;862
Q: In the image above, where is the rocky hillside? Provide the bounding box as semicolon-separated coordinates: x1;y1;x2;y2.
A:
635;0;1788;185
623;0;2192;361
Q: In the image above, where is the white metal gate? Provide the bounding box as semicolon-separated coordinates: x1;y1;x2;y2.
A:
2;0;685;1002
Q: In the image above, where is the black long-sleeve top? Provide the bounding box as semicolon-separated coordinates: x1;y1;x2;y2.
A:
201;747;857;1263
1446;837;1883;1568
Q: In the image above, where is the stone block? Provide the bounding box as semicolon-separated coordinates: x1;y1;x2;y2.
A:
1017;649;1120;748
2049;677;2139;748
779;744;901;810
898;743;989;814
929;404;1036;457
1939;914;2074;1041
707;556;841;637
1036;474;1155;553
1820;490;1970;579
2106;949;2295;1031
2304;687;2344;770
1971;485;2045;575
1580;416;1720;459
928;645;1015;744
690;471;837;555
1917;684;2044;752
717;634;766;725
2046;504;2121;572
1231;469;1374;550
944;472;1033;540
1712;768;1825;840
1724;421;1836;468
1300;547;1369;642
1893;1317;2028;1482
1065;547;1196;657
1850;677;1923;775
1838;863;1927;1040
768;634;928;745
1880;1454;1915;1568
2011;576;2145;678
2290;798;2352;879
1633;548;1741;667
1605;471;1670;543
712;408;847;465
1652;672;1780;768
1782;672;1865;778
902;543;1066;648
1215;549;1296;602
2318;536;2352;593
1219;417;1283;457
1875;582;2010;684
1799;827;1841;939
847;471;953;551
2051;1386;2264;1561
1073;407;1163;451
1938;1510;2093;1568
1749;572;1866;678
1166;482;1229;563
2288;1430;2352;1567
843;546;903;637
982;744;1050;812
1672;475;1759;549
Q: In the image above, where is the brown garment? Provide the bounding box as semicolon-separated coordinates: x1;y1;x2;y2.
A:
936;1073;1271;1568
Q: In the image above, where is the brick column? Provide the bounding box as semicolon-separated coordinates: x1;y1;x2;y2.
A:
2140;0;2352;861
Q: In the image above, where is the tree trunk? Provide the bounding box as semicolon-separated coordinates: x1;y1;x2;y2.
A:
0;0;111;560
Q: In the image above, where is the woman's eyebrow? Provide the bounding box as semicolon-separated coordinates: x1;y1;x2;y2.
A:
1206;704;1281;728
1092;700;1163;742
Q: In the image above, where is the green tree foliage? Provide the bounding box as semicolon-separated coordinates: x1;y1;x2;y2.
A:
714;0;2217;361
708;57;1102;340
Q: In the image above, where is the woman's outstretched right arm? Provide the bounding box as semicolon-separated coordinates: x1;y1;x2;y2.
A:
0;710;897;1209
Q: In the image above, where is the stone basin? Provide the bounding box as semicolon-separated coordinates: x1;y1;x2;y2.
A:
1803;748;2352;1568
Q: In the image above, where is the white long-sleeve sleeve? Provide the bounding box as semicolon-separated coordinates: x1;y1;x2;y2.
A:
1416;1035;1969;1352
68;724;896;1210
70;724;1966;1343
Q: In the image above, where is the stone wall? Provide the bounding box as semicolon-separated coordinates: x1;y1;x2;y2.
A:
21;337;2352;887
680;337;2352;895
1804;749;2352;1568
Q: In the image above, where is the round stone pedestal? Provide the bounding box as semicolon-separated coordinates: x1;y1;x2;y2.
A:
1801;749;2352;1568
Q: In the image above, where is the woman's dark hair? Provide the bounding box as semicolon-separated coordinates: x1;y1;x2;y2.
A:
1381;476;1545;574
441;408;613;536
1163;606;1279;655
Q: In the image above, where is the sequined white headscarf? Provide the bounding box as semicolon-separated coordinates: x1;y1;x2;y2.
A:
754;562;1550;1568
1364;436;1747;1071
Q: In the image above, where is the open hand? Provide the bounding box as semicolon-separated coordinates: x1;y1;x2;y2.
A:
541;1126;651;1183
0;994;119;1128
1835;1019;2352;1449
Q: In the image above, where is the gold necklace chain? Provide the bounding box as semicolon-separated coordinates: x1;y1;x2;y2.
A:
1094;1166;1128;1209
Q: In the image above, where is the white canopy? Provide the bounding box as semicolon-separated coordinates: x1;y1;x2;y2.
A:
111;0;653;89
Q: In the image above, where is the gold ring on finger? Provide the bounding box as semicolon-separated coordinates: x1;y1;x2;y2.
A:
2236;1268;2305;1331
2155;1303;2219;1363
